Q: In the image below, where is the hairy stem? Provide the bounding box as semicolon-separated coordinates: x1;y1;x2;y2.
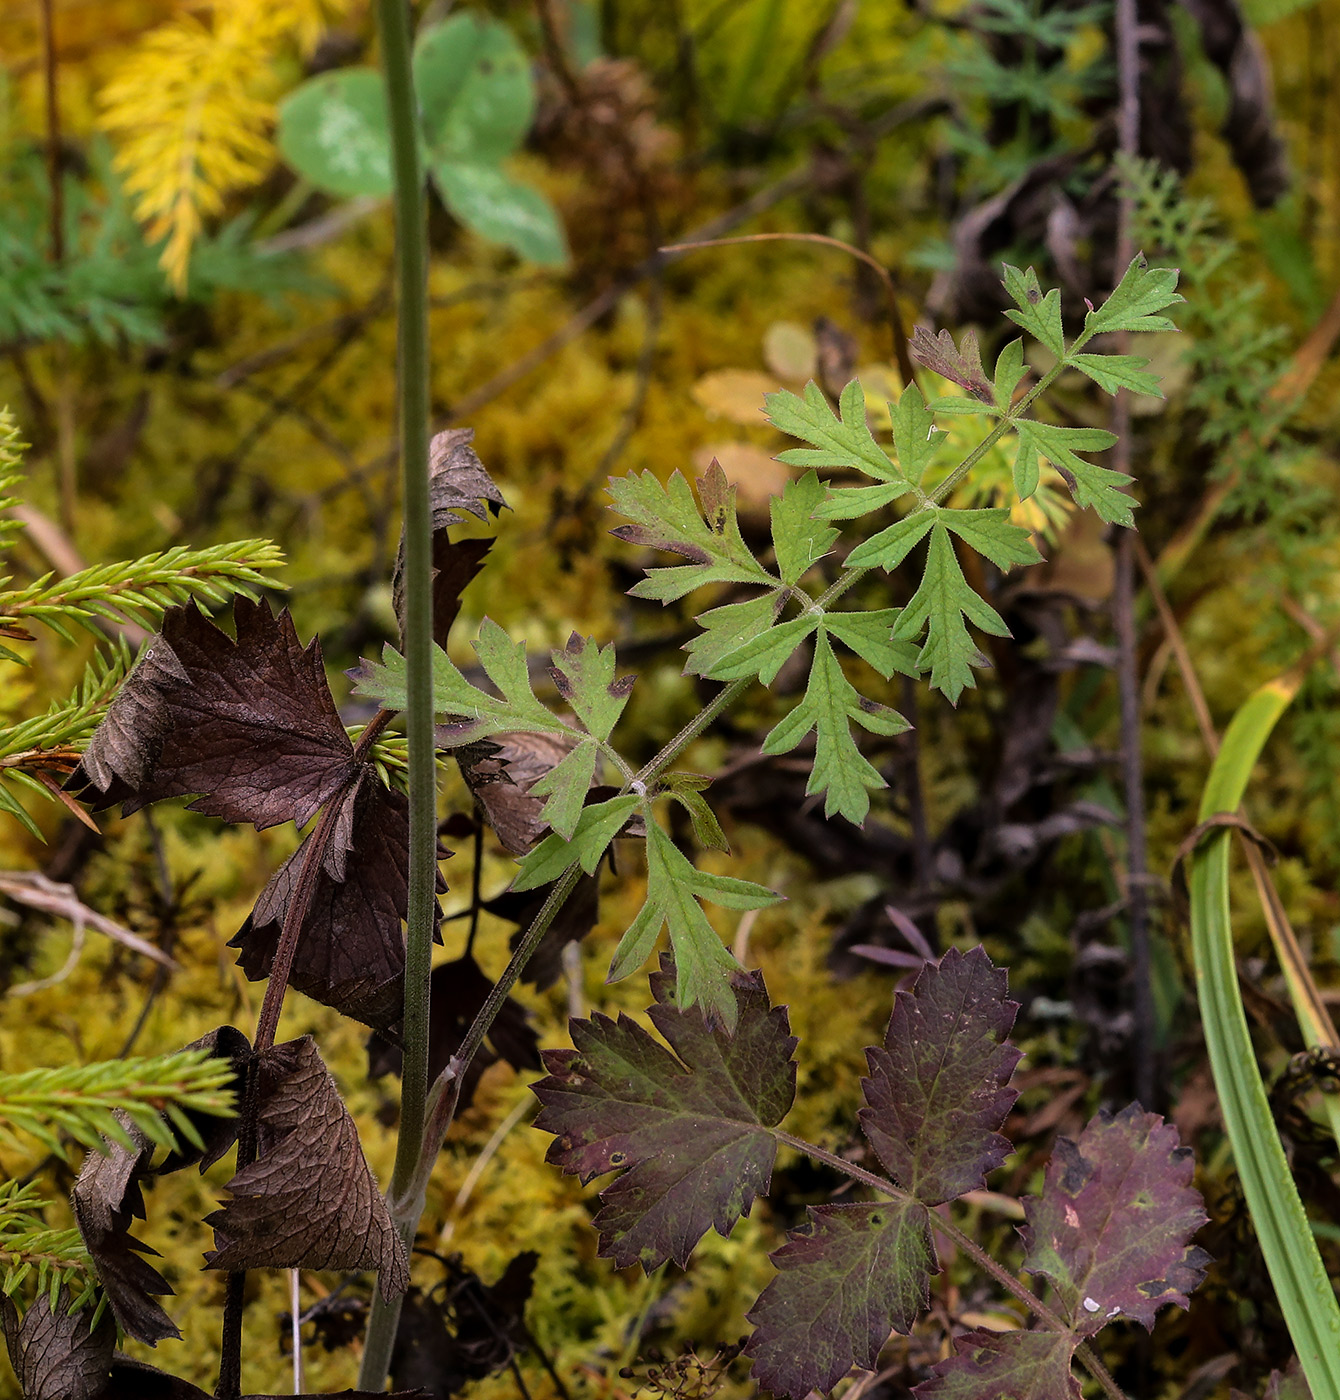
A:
358;0;434;1390
771;1130;1128;1400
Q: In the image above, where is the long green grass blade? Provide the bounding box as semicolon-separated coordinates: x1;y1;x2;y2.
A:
1189;675;1340;1396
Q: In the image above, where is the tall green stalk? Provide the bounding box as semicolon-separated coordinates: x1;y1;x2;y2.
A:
1189;675;1340;1398
359;0;433;1387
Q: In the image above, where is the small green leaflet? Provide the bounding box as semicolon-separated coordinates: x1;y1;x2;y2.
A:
607;461;773;602
1068;353;1163;398
1014;421;1132;526
894;522;1011;704
607;818;780;1031
993;338;1028;411
683;594;784;679
512;794;639;889
548;633;633;741
764;381;910;486
891;385;947;483
1001;264;1065;358
1082;254;1183;337
845;505;1041;575
769;471;837;585
760;630;910;826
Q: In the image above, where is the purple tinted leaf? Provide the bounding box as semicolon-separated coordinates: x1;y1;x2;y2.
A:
230;775;444;1038
72;599;356;829
745;1201;935;1398
205;1036;409;1294
859;946;1020;1203
1021;1104;1209;1333
154;1025;251;1175
2;1294;115;1400
532;956;796;1269
458;731;587;855
909;328;994;405
915;1330;1080;1400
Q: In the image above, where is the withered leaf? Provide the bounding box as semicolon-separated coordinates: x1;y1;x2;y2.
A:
231;773;443;1038
73;598;356;829
204;1035;409;1294
744;1201;936;1398
367;954;540;1114
458;732;584;856
532;957;796;1269
859;947;1021;1204
1021;1104;1209;1333
908;327;994;405
1;1294;115;1400
102;1357;429;1400
154;1024;251;1176
394;429;506;651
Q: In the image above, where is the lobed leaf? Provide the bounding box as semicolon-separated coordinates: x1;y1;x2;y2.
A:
1082;254;1183;337
1021;1104;1209;1333
915;1330;1081;1400
1069;352;1163;399
765;380;909;485
1001;264;1065;358
531;958;796;1269
683;593;785;679
769;471;838;585
1;1292;115;1400
1014;420;1132;526
512;793;639;891
744;1201;935;1398
860;946;1021;1203
909;327;994;404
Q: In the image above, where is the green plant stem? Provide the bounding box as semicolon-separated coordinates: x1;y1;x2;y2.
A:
771;1130;1127;1400
634;677;751;784
1189;675;1340;1399
358;0;433;1390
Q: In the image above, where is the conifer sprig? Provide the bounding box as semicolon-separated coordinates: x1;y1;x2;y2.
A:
0;1182;99;1317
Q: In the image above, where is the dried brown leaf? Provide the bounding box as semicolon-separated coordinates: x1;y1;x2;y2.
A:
1;1294;115;1400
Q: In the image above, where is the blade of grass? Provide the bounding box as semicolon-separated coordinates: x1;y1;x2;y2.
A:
1189;673;1340;1398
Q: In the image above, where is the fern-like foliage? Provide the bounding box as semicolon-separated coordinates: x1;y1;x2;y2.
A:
0;412;284;836
98;0;348;291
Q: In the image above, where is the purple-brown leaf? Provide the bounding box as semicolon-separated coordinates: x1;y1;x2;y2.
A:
458;731;585;855
102;1358;430;1400
744;1201;935;1398
72;598;356;829
859;946;1020;1203
2;1294;115;1400
230;774;441;1037
1020;1104;1209;1333
532;957;796;1270
908;327;994;404
204;1036;409;1294
914;1330;1081;1400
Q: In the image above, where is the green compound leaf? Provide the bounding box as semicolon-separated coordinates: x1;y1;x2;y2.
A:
893;521;1010;704
414;13;535;165
745;1201;935;1399
548;633;634;742
812;481;905;522
860;947;1021;1203
276;70;392;199
433;164;568;267
915;1330;1081;1400
660;773;729;853
683;593;785;678
512;794;639;890
532;958;796;1269
1021;1104;1209;1334
527;742;598;842
608;819;780;1030
1014;420;1132;526
608;460;774;602
822;610;919;679
1001;264;1065;358
1069;352;1164;398
1083;254;1183;337
765;380;910;486
760;628;910;826
942;508;1044;571
891;384;948;483
705;615;817;685
844;509;937;571
769;471;838;585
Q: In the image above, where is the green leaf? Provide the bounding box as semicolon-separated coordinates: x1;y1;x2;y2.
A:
844;510;937;572
1069;353;1164;398
926;396;997;416
684;593;785;678
706;615;818;684
609;461;774;602
512;794;639;890
1014;421;1133;526
528;741;598;841
607;819;780;1030
276;70;392;198
414;13;535;164
992;337;1028;411
942;509;1043;571
1083;254;1183;337
661;774;729;853
1001;264;1065;357
433;163;569;266
549;633;632;741
893;522;1010;703
891;385;947;483
812;482;905;522
760;629;909;825
765;381;908;486
822;610;919;679
769;471;837;585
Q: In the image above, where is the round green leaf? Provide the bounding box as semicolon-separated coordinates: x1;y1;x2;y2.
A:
276;70;392;198
433;163;568;266
413;13;535;165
